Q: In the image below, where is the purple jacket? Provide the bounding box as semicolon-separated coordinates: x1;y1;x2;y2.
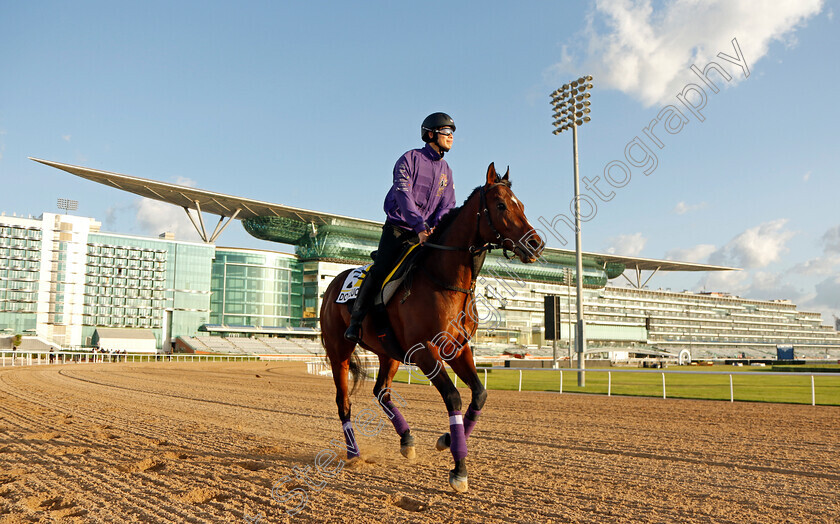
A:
384;144;456;234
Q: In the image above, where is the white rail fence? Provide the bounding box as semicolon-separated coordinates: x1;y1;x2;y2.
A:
5;352;835;406
0;351;262;367
321;364;837;407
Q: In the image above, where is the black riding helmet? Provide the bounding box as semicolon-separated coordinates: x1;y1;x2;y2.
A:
421;112;456;142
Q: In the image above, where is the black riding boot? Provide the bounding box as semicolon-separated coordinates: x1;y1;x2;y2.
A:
344;273;379;343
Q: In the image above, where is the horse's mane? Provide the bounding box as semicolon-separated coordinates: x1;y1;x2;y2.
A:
427;179;511;244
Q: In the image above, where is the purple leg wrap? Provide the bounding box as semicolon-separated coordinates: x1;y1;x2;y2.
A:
341;420;360;459
448;410;468;461
464;407;481;439
383;401;410;436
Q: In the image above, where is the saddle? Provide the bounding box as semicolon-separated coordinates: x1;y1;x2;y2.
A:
375;243;421;306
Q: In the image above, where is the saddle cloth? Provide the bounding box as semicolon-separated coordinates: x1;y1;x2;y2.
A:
335;244;420;306
335;264;371;303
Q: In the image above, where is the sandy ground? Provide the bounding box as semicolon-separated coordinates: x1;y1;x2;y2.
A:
0;361;838;523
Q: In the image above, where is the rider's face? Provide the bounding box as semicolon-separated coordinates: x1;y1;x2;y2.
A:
435;127;454;152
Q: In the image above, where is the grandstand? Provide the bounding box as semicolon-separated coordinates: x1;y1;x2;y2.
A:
180;336;323;356
193;336;239;354
5;157;838;362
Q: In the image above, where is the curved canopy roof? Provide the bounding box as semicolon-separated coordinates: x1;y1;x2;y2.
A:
30;157;739;274
30;157;378;228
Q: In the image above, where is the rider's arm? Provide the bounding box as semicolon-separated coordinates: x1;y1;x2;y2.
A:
392;156;430;234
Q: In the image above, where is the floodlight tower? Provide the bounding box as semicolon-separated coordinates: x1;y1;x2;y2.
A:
57;198;78;214
551;76;593;386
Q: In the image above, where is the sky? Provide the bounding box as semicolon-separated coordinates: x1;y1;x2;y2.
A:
1;1;839;324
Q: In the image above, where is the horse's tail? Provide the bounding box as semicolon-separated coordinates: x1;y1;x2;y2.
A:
347;349;365;396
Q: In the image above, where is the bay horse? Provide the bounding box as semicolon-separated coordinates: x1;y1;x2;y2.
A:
320;163;544;492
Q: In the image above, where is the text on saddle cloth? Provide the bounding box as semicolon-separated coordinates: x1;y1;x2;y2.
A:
336;264;370;303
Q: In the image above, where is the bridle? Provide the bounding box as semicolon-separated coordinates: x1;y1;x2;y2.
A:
424;182;517;260
420;182;518;295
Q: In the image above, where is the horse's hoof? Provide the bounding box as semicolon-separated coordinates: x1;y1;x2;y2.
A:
448;470;468;493
435;432;451;452
400;431;416;459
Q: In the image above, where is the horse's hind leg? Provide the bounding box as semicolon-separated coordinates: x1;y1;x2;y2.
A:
373;355;415;459
435;343;486;452
326;342;362;459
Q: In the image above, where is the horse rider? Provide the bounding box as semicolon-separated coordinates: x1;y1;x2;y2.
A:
344;112;457;343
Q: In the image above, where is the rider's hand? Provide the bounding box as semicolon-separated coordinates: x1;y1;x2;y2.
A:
418;231;430;244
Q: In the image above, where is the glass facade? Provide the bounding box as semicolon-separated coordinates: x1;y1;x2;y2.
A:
0;222;41;333
82;234;214;348
210;248;302;327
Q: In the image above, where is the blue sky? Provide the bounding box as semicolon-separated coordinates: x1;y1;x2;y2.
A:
2;1;839;323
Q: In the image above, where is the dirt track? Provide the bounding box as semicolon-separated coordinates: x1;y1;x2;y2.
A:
0;361;838;523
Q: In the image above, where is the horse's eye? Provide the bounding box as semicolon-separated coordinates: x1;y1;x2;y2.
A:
496;202;507;212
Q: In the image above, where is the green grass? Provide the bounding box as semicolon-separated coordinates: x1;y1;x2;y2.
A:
387;365;840;406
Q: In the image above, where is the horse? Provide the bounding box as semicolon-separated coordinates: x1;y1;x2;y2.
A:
319;162;544;492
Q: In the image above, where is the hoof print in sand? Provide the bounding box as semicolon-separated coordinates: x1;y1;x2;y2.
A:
23;495;87;518
116;457;166;474
235;461;266;471
176;488;229;504
389;494;428;512
345;456;376;471
162;451;192;460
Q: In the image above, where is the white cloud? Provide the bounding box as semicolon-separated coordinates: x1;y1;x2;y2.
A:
806;274;840;315
132;176;203;241
135;199;202;241
791;255;840;276
62;134;71;142
698;269;749;294
708;219;795;269
605;232;646;256
553;0;824;106
802;170;811;182
690;222;840;324
673;201;707;215
745;271;804;301
822;225;840;254
103;203;134;230
697;268;806;304
174;176;197;187
665;243;716;263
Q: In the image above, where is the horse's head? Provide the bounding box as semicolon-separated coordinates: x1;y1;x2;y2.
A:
478;163;544;263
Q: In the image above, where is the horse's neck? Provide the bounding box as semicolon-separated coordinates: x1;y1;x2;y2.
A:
426;194;482;286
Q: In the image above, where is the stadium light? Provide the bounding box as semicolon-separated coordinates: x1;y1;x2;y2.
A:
550;75;594;387
57;198;78;214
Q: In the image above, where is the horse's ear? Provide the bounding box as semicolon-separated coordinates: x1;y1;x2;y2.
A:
503;166;509;181
486;163;498;185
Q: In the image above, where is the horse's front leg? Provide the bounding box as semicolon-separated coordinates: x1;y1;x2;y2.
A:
435;343;487;452
412;349;469;492
373;355;415;459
